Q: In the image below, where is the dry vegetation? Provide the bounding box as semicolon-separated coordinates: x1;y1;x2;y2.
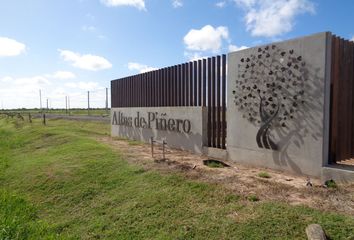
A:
100;136;354;216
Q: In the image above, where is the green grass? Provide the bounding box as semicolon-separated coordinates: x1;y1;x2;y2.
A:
248;194;260;202
0;108;109;117
258;171;271;178
0;117;353;239
127;139;144;146
0;190;57;239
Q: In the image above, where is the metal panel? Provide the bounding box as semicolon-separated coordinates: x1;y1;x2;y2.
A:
207;58;212;147
216;56;221;148
198;60;202;106
329;36;354;162
194;61;198;106
211;57;216;148
185;63;189;106
203;59;207;107
221;54;227;149
110;54;228;149
189;61;193;106
178;64;182;106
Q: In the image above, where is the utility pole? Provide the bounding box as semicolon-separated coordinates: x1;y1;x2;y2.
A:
105;87;108;114
87;91;90;115
68;96;70;115
46;99;49;112
39;89;42;112
65;96;68;114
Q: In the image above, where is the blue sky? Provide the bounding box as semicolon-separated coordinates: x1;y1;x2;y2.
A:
0;0;353;109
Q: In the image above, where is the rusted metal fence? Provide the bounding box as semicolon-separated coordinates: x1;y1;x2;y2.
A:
111;55;227;149
329;35;354;163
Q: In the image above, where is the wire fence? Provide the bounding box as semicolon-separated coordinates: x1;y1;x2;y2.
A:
0;87;111;116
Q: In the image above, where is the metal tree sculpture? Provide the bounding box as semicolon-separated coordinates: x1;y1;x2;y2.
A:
232;45;306;150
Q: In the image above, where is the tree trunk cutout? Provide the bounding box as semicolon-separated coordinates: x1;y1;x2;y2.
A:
256;95;279;150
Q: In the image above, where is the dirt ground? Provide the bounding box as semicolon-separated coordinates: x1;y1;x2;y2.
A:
98;136;354;216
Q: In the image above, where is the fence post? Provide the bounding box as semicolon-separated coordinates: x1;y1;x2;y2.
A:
28;113;32;123
105;87;108;114
162;140;167;160
150;137;155;157
43;113;46;125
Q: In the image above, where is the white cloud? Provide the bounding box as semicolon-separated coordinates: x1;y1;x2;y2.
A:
234;0;257;8
1;75;50;91
234;0;315;37
100;0;146;10
85;13;96;20
59;49;112;71
351;36;354;42
128;62;157;73
14;76;50;86
81;25;97;32
98;35;108;40
0;37;26;57
172;0;183;8
0;73;108;109
65;81;100;91
1;76;13;82
184;25;229;53
216;1;226;8
51;71;76;79
183;51;208;61
64;82;77;88
0;75;51;109
228;44;248;52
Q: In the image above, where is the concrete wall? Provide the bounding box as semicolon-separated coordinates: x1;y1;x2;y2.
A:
111;107;207;153
227;32;332;177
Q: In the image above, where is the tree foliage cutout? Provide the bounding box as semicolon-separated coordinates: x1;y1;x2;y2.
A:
232;45;307;150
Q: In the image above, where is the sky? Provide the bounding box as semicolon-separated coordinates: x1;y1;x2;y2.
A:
0;0;353;109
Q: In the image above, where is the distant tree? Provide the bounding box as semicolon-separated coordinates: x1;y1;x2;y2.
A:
232;45;307;150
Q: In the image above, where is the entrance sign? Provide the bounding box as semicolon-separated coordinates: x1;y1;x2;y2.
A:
227;32;331;177
111;32;354;182
112;111;192;133
111;107;207;153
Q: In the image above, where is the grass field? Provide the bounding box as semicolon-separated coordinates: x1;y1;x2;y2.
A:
0;108;109;117
0;117;353;239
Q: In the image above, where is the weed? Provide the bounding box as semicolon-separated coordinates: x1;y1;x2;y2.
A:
248;194;260;202
258;172;271;178
224;194;241;203
207;161;224;168
325;179;337;189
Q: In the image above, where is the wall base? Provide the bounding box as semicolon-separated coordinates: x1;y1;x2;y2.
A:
202;147;228;160
321;165;354;183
